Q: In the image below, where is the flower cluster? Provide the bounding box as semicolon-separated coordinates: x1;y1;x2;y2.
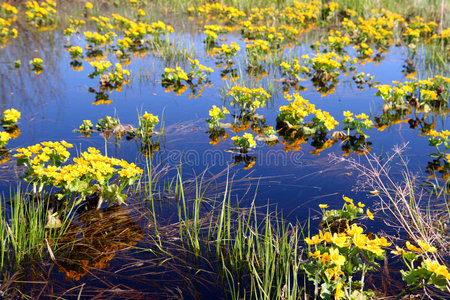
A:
78;120;94;137
211;42;240;63
0;108;21;148
343;9;404;47
187;58;214;80
324;30;351;53
240;23;284;45
0;3;18;21
107;63;131;87
190;3;246;22
353;41;374;57
245;39;270;63
111;15;173;50
403;16;437;47
280;1;319;26
162;60;213;95
137;111;159;141
0;131;11;148
25;0;57;30
204;24;228;44
162;66;189;86
304;52;352;77
90;16;115;33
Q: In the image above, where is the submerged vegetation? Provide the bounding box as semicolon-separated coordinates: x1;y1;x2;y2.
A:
0;0;449;298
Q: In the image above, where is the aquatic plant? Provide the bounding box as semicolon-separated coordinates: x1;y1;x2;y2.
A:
426;129;450;158
63;18;86;36
137;111;159;141
15;142;143;209
392;240;449;293
0;17;18;46
279;59;309;82
95;115;120;132
342;111;374;138
67;46;83;59
245;39;270;64
1;108;21;128
302;197;390;299
277;93;339;135
206;105;229;129
78;120;94;137
375;75;450;112
211;42;240;63
231;132;257;152
29;57;43;73
226;86;270;112
24;0;57;30
203;24;228;45
89;61;131;87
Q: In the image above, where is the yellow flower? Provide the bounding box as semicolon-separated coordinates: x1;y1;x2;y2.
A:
346;224;364;237
374;235;392;247
60;140;73;148
342;195;353;203
319;204;329;209
343;111;353;118
31;57;43;65
305;234;322;245
366;208;374;220
221;106;230;114
309;250;321;259
209;105;221;118
3;108;21;123
329;248;345;266
355;113;369;120
391;246;408;255
142;112;159;124
85;2;93;9
243;133;256;148
319;230;333;243
417;239;437;253
406;241;422;253
0;131;11;143
352;232;368;248
331;233;349;248
335;282;345;299
357;202;365;208
325;265;344;281
424;260;450;280
320;252;331;263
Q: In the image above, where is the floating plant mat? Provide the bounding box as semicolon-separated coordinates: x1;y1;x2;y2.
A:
0;0;449;299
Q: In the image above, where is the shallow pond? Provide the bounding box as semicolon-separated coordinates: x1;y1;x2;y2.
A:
0;1;449;299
